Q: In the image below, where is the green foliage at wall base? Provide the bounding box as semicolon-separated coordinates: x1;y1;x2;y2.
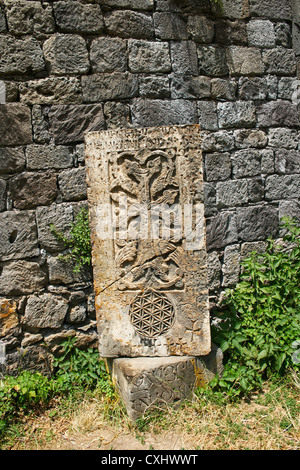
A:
211;217;300;399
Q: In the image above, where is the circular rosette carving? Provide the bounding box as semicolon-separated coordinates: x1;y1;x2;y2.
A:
128;290;175;339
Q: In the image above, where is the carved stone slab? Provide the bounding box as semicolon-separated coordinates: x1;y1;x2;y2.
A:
85;125;210;357
107;346;223;421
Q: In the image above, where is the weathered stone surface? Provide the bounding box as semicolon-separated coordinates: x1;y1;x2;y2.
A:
247;177;264;203
213;0;250;19
153;12;188;39
21;333;44;348
216;180;248;208
104;101;132;129
48;255;92;285
275;149;300;174
9;172;57;210
262;48;296;75
139;75;170;98
131;98;198;127
211;78;237;100
247;20;275;48
240;240;267;259
104;10;154;39
26;144;73;170
201;130;235;152
279;200;300;223
0;180;5;212
53;1;104;33
205;152;231;181
19;77;82;105
0;35;45;75
1;81;18;103
90;38;127;73
23;293;68;329
239;76;277;100
5;0;55;36
218;101;256;128
0;260;47;295
173;0;212;14
207;251;221;291
0;8;7;33
277;77;295;100
82;73;138;102
67;305;87;324
214;19;247;45
236;205;278;241
197;101;218;130
48;104;105;144
171;41;198;75
101;0;154;10
0;299;19;338
43;34;90;75
0;210;39;261
203;182;216;216
232;149;261;178
36;203;73;253
32;105;50;144
250;0;292;20
275;23;292;48
257;101;299;128
58;167;87;202
222;244;240;287
268;128;299;149
128;40;171;73
261;149;274;174
110;346;223;420
234;129;268;149
265;174;300;201
197;45;228;76
0;148;25;174
293;22;300;58
0;105;32;146
206;211;238;250
226;46;264;75
187;15;214;43
5;345;53;376
85;125;210;357
171;74;211;99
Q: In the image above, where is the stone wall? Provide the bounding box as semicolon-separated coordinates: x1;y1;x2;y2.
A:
0;0;299;374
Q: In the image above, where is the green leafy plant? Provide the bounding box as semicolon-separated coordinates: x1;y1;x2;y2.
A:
0;370;57;437
50;207;92;273
211;217;300;399
0;341;114;440
53;337;113;394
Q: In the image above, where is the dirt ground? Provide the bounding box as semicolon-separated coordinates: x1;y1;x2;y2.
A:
46;426;193;451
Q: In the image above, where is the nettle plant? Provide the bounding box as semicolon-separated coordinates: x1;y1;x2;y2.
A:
50;207;92;273
211;217;300;399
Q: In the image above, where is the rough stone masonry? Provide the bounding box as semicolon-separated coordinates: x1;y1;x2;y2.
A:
0;0;299;377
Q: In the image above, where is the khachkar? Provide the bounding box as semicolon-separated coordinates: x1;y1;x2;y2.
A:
85;125;222;419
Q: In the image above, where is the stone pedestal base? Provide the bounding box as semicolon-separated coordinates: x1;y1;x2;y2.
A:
106;344;223;421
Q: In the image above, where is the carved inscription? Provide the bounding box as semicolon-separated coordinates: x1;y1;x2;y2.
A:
109;148;185;293
128;290;175;339
129;359;196;415
85;125;211;357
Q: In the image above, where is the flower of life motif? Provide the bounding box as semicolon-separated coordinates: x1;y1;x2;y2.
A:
128;290;175;339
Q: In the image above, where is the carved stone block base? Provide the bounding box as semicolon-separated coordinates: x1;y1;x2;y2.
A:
106;344;223;421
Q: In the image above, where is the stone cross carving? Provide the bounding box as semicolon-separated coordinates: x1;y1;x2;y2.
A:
85;125;210;358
